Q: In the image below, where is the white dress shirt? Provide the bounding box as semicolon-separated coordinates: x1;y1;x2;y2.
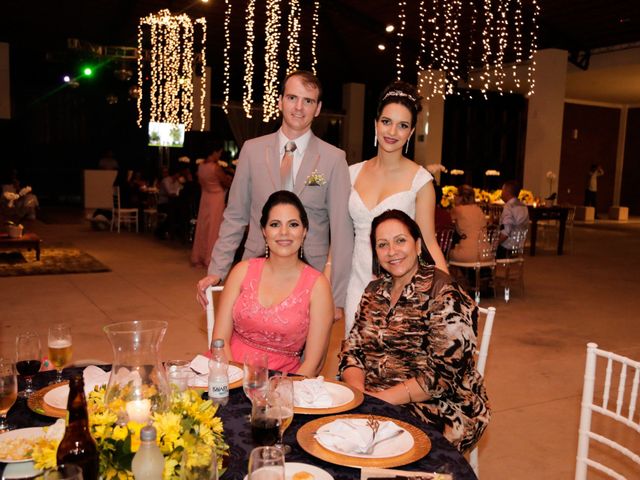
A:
499;197;529;249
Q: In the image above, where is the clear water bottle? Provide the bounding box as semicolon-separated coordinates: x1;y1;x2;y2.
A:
208;338;229;406
131;425;164;480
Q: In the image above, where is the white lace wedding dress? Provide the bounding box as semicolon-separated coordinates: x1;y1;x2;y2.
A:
344;161;433;337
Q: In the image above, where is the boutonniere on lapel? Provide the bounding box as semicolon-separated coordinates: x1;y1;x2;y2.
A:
305;169;327;186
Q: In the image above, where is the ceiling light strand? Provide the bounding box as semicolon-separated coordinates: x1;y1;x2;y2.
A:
263;0;282;122
286;0;301;74
243;0;256;118
137;9;206;130
222;0;231;114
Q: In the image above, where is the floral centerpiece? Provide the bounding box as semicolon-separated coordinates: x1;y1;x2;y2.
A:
440;185;458;208
33;387;228;479
2;186;38;226
518;189;534;205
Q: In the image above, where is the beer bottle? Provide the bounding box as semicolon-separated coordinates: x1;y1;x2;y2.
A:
56;374;99;480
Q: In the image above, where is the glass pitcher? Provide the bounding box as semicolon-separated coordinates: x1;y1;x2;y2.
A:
103;320;170;424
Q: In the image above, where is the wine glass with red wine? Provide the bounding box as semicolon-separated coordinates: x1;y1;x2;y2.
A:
16;331;41;398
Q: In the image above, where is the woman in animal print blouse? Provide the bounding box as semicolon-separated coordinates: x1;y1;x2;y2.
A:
339;209;490;452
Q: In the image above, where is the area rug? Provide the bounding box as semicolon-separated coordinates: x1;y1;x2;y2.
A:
0;246;111;277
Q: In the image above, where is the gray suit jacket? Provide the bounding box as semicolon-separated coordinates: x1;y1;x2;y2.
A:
208;131;354;307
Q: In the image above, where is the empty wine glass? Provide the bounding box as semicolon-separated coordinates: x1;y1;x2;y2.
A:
269;375;294;453
247;446;285;480
16;331;41;398
0;358;18;432
48;323;72;384
243;351;268;403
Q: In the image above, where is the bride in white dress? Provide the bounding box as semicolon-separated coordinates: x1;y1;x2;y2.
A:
344;81;448;337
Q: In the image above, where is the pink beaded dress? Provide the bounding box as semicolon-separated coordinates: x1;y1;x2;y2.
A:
230;257;322;373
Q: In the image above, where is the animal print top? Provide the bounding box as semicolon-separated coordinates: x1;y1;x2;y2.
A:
339;264;490;453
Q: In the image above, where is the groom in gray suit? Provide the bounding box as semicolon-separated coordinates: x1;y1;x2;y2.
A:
197;70;353;320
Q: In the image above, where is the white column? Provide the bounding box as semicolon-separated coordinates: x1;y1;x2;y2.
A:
342;82;365;165
0;42;10;120
613;106;627;205
415;70;445;179
522;49;568;197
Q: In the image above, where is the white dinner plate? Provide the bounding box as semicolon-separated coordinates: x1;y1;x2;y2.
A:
243;462;334;480
43;384;69;410
294;382;355;409
1;461;43;478
315;419;414;459
0;427;46;463
189;364;243;388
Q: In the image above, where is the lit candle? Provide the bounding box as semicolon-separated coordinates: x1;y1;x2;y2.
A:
126;399;151;424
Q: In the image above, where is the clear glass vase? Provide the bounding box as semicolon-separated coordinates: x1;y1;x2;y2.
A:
103;320;170;424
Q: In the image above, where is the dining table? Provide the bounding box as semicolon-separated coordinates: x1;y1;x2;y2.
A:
527;205;570;256
1;367;478;480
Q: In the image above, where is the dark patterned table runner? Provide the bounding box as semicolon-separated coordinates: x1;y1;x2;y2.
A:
1;368;477;480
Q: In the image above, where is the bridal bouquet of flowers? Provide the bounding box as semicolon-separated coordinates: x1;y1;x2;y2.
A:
32;387;228;479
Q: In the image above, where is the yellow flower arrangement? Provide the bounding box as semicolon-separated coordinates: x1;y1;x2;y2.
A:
440;185;458;208
518;189;534;205
32;388;228;479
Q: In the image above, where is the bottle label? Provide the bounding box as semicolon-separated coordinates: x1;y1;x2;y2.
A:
209;382;229;398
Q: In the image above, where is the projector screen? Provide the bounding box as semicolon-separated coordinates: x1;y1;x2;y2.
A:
148;122;185;148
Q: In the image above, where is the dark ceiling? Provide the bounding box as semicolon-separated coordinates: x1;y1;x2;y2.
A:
2;0;640;109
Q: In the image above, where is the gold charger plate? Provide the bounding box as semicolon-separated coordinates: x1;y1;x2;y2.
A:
28;382;68;418
293;378;364;415
296;414;431;468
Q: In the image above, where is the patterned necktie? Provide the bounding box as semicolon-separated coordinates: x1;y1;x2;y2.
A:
280;141;297;191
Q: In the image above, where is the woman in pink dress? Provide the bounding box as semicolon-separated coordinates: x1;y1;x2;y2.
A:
190;142;233;267
212;191;334;375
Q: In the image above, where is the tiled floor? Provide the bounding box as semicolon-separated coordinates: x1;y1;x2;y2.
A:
1;211;639;478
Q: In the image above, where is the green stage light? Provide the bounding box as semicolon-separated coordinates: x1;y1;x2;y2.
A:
82;67;93;77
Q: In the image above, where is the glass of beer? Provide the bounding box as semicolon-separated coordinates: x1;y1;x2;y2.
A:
48;324;72;384
16;331;41;398
269;375;294;453
0;358;18;432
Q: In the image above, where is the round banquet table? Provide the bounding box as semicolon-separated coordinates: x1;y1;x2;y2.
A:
0;368;477;480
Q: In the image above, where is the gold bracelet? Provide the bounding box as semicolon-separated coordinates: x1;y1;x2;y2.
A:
402;380;413;403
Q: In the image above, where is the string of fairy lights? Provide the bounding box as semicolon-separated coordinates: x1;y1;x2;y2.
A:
410;0;539;99
242;0;256;118
136;9;206;130
263;0;282;122
395;0;406;80
222;0;231;114
286;0;301;74
239;0;319;120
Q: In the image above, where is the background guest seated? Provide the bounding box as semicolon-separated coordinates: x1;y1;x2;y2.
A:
497;180;529;259
211;191;334;376
449;184;487;263
339;209;490;453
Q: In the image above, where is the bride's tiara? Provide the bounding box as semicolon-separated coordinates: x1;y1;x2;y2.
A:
382;90;417;102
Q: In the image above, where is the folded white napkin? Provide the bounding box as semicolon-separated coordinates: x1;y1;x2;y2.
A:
293;376;333;408
83;365;110;393
189;355;243;387
189;354;210;374
316;419;404;454
45;419;67;441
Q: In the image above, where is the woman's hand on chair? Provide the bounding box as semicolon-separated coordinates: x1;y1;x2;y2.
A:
196;275;221;308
